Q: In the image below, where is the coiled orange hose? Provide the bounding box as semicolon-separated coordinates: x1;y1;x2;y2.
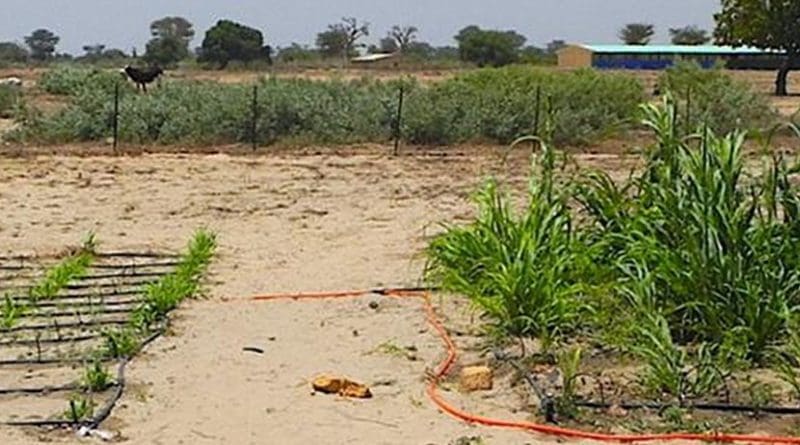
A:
242;288;800;444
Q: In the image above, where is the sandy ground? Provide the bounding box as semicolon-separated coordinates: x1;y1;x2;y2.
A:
0;148;645;445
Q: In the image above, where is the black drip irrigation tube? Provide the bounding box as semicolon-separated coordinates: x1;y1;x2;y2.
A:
495;353;800;421
0;329;163;429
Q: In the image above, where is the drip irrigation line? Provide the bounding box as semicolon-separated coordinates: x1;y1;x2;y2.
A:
1;318;128;334
23;298;141;310
575;401;800;415
87;329;163;429
0;356;114;366
499;353;800;417
0;383;84;395
2;279;154;293
241;287;800;445
77;271;168;281
18;306;135;319
94;252;178;259
93;260;181;268
10;289;141;305
0;334;102;347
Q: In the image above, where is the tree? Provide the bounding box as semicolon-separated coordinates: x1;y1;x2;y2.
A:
150;16;195;44
455;25;526;67
0;42;28;63
144;16;194;66
316;17;369;60
80;44;127;63
200;20;272;69
619;23;655;45
388;25;418;53
277;43;319;63
24;29;59;61
670;26;710;45
377;37;397;53
715;0;800;96
546;39;567;54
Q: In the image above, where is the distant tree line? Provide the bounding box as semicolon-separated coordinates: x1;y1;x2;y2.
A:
0;16;563;69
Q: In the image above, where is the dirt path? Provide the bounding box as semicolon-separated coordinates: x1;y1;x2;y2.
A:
0;149;635;444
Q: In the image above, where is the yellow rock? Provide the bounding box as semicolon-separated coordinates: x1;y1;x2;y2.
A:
312;374;372;399
459;366;493;392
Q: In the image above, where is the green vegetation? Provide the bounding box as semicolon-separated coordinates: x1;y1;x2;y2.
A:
8;66;644;147
200;20;272;69
658;61;775;135
64;395;94;423
38;65;124;96
131;229;216;331
0;295;26;329
715;0;800;96
0;85;21;118
426;96;800;406
29;248;93;300
82;360;113;392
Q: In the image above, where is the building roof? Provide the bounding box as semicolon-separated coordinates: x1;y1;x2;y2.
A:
351;53;396;63
573;44;783;55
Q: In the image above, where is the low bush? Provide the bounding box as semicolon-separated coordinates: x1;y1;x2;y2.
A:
8;66;645;147
0;85;20;118
658;61;776;135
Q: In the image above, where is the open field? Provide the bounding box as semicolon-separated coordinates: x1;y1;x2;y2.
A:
3;64;800;444
1;143;800;444
0;147;562;444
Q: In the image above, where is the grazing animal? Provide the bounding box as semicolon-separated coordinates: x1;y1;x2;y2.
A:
120;65;163;93
0;77;22;88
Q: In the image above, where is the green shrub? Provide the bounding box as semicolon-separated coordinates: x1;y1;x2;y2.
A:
11;66;644;147
427;96;800;364
425;145;587;346
404;67;644;146
38;65;125;96
658;61;776;134
0;85;20;118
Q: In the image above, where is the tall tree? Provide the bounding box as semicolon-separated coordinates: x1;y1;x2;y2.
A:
24;28;59;61
316;17;369;61
199;20;271;69
388;25;418;53
455;25;526;67
715;0;800;96
619;23;655;45
0;42;29;63
670;26;711;45
144;16;194;66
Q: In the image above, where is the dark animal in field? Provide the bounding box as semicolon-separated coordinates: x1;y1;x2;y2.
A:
120;65;163;92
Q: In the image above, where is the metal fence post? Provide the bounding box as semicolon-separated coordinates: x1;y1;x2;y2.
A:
533;85;542;137
112;82;119;151
251;84;258;151
393;85;405;156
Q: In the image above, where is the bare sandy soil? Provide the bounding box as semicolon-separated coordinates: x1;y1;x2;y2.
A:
0;148;643;445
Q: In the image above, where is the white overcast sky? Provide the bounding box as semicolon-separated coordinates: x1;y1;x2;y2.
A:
1;0;719;54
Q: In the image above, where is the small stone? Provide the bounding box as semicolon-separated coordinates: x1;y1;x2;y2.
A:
368;301;379;310
459;366;493;392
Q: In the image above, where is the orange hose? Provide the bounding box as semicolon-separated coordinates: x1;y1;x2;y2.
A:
240;288;800;444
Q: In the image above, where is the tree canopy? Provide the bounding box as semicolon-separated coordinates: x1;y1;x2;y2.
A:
0;42;28;63
455;25;526;67
715;0;800;95
144;16;194;66
199;20;271;69
316;17;369;60
670;26;711;45
619;23;655;45
25;29;59;61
